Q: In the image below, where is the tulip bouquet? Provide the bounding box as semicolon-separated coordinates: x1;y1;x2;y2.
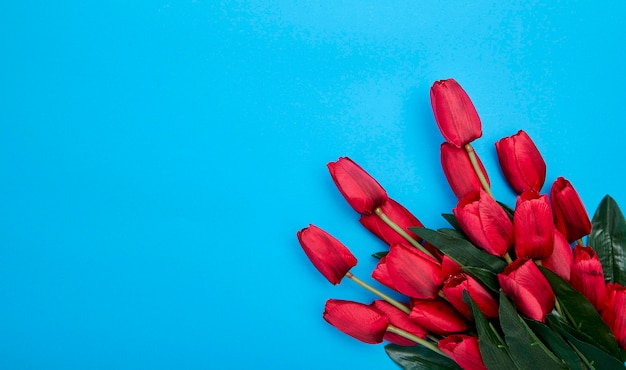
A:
297;79;626;370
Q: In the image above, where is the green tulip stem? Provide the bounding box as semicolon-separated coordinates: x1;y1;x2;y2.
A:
386;325;446;357
503;253;513;264
345;272;410;314
576;238;585;246
374;208;436;259
464;143;494;198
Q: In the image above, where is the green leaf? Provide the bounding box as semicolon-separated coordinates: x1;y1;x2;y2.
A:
546;314;626;369
437;228;469;241
442;213;464;234
588;195;626;285
464;291;518;370
384;344;461;370
409;227;507;273
524;318;584;370
539;266;621;359
371;251;388;260
498;292;565;370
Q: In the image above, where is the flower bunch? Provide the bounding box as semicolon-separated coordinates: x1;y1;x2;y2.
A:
297;79;626;369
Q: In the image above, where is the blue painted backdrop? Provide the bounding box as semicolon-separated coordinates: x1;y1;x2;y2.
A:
1;1;625;369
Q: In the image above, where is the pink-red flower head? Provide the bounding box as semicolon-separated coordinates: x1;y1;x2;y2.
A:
570;245;608;311
601;283;626;349
495;130;546;194
440;142;490;200
513;192;554;260
550;177;591;243
323;299;389;344
443;273;499;320
430;79;482;148
498;258;555;322
297;225;357;285
327;157;388;215
454;189;514;257
359;198;423;246
438;335;488;370
542;229;573;281
372;300;426;346
383;243;443;299
409;298;471;335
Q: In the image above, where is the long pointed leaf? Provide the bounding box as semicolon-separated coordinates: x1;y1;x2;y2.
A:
589;195;626;285
384;344;461;370
524;318;584;370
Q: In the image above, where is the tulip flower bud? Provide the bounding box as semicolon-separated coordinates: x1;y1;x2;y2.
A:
441;255;463;280
570;246;608;311
297;225;357;285
513;192;554;260
359;198;424;246
542;229;573;281
323;299;389;344
327;157;388;216
409;297;471;335
550;177;591;243
601;283;626;349
498;258;555;322
438;335;488;370
384;243;443;299
372;300;427;346
371;255;397;290
495;130;546;194
440;142;490;200
443;273;499;320
454;189;514;257
430;79;482;148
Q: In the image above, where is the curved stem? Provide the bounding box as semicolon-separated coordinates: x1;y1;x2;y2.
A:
386;325;446;357
346;272;410;314
374;208;436;259
464;143;493;198
503;253;513;264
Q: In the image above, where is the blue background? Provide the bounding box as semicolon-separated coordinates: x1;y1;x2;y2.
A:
1;1;625;369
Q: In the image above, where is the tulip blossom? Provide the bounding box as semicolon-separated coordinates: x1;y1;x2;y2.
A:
384;243;443;299
323;299;389;344
441;255;463;280
570;246;608;311
498;258;555;322
372;300;426;346
438;335;488;370
541;229;573;281
409;298;471;335
513;192;554;260
601;283;626;349
430;79;482;148
440;142;490;200
297;225;357;285
359;198;424;246
454;189;514;257
550;177;592;243
495;130;546;194
327;157;388;215
371;255;397;290
443;273;499;319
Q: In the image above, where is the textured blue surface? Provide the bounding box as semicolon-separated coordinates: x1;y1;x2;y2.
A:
1;2;625;369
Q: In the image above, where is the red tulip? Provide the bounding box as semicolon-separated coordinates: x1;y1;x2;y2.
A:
498;258;555;322
409;298;471;335
372;300;427;346
438;335;488;370
297;225;357;285
323;299;389;344
601;283;626;349
495;130;546;194
441;255;463;280
371;255;397;290
359;198;424;245
513;192;554;259
454;189;514;257
327;157;388;215
550;177;591;243
440;142;490;200
430;79;482;148
385;243;443;299
570;246;608;311
443;274;498;319
542;229;573;281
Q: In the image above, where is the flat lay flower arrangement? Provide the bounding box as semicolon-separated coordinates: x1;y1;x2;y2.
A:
297;79;626;370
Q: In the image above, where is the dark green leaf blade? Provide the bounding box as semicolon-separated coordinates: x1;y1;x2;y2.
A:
384;344;461;370
371;251;388;260
589;195;626;285
547;314;626;369
524;318;584;370
464;291;518;370
409;227;507;273
442;213;464;234
498;292;565;370
539;266;621;358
